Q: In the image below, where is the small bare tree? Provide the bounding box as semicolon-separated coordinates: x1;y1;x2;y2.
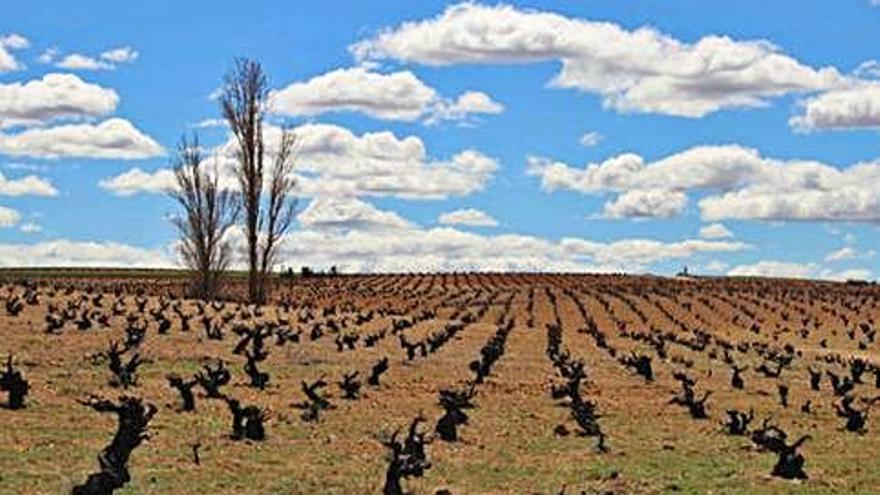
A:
220;58;297;304
170;134;240;300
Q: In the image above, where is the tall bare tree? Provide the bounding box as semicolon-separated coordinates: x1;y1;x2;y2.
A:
220;58;297;304
169;134;240;300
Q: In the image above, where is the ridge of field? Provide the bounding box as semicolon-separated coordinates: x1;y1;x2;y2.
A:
1;272;878;494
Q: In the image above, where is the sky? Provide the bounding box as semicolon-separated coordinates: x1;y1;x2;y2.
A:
1;0;879;277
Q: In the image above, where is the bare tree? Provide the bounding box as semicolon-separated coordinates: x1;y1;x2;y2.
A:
170;134;240;300
220;58;297;304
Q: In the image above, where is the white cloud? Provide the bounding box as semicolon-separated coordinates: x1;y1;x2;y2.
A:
528;144;880;223
579;131;603;147
0;34;28;72
825;268;873;281
438;208;498;227
278;227;580;272
0;199;747;273
0;227;743;273
529;146;764;194
102;123;496;199
704;260;729;272
269;67;502;124
192;118;227;129
428;90;504;124
699;223;733;239
728;261;817;279
825;246;857;263
561;238;748;268
0;118;164;159
790;82;880;132
0;240;173;268
855;61;880;79
52;46;139;71
602;189;687;219
271;215;748;273
824;246;874;263
0;73;119;129
298;196;414;231
0;205;20;227
0;35;28;50
56;54;114;71
271;68;432;121
698;186;880;223
36;47;58;64
0;172;57;196
19;221;41;234
100;46;138;63
289;133;497;198
728;260;872;281
447;91;504;114
351;3;844;117
98;167;175;196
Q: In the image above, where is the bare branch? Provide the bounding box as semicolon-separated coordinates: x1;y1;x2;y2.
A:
220;58;297;304
169;133;240;299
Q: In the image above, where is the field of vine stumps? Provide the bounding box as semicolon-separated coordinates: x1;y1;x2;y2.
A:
2;272;880;494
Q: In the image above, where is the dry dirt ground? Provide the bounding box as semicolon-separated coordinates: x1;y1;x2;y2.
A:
1;273;880;494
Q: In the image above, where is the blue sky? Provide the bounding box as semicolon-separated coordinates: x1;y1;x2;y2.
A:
1;1;879;277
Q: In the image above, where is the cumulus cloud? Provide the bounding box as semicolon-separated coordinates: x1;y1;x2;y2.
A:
427;90;504;124
0;34;28;72
36;48;58;65
278;227;576;272
561;238;748;268
208;219;734;272
51;46;139;71
699;223;733;239
0;228;747;273
56;54;114;71
101;123;496;199
790;82;880;132
351;3;844;117
100;46;139;63
0;205;20;227
0;73;119;129
728;260;872;281
98;167;175;196
0;118;163;159
272;219;748;273
0;196;748;272
529;146;764;194
275;124;497;199
298;196;414;231
602;189;687;219
854;61;880;80
728;261;817;279
0;240;173;268
529;144;880;223
698;186;880;223
269;67;502;124
0;171;57;196
438;208;498;227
